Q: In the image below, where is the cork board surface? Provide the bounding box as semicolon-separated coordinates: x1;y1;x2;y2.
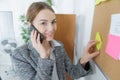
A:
91;0;120;80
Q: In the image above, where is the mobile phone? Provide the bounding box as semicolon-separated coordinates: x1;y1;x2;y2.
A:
29;24;45;43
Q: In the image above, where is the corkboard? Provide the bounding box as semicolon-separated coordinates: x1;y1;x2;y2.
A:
91;0;120;80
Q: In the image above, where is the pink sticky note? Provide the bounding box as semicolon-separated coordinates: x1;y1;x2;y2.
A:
106;34;120;60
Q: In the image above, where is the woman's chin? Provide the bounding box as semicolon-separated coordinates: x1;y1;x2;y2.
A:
46;37;54;41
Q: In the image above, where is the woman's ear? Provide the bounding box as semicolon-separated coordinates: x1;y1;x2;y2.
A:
27;22;31;27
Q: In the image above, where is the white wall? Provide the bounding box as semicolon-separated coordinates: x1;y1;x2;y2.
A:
74;0;95;62
53;0;74;14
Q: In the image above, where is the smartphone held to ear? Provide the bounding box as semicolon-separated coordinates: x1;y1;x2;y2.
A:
29;24;45;43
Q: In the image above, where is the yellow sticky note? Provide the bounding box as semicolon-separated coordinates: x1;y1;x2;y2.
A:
95;0;110;5
95;32;102;50
95;0;102;5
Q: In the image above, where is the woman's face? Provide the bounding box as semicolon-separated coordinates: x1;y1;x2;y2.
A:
33;9;57;41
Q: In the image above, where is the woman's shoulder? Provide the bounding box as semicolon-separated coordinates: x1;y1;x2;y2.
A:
12;44;29;57
53;40;66;52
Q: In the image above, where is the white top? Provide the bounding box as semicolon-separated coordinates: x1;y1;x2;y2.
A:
50;40;62;80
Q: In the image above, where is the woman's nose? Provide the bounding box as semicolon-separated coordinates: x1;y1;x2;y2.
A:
47;23;54;31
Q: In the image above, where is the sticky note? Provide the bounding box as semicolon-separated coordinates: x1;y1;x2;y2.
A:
95;0;109;5
95;32;102;50
95;0;102;5
106;34;120;60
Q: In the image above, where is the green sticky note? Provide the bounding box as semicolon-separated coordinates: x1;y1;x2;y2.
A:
95;32;102;50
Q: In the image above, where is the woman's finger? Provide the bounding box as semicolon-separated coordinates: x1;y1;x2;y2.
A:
36;33;41;45
88;40;96;44
31;30;38;47
88;46;96;53
31;30;35;42
88;40;98;49
89;51;100;58
34;30;37;42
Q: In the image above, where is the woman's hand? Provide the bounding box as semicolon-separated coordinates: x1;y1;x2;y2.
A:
80;40;100;65
31;30;49;59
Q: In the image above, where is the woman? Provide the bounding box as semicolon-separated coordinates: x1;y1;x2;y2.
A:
12;2;99;80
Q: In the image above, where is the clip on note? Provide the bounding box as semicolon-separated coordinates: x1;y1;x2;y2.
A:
95;32;102;50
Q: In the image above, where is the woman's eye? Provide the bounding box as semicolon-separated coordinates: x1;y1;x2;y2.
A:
52;21;56;24
41;22;47;26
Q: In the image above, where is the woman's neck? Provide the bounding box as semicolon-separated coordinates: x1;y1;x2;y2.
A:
42;40;52;51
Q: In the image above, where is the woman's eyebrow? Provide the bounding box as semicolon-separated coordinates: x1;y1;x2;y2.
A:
39;18;56;22
40;19;48;21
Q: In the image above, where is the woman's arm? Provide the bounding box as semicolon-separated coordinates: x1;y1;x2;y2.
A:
80;40;99;66
64;40;99;79
63;48;92;79
12;48;54;80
